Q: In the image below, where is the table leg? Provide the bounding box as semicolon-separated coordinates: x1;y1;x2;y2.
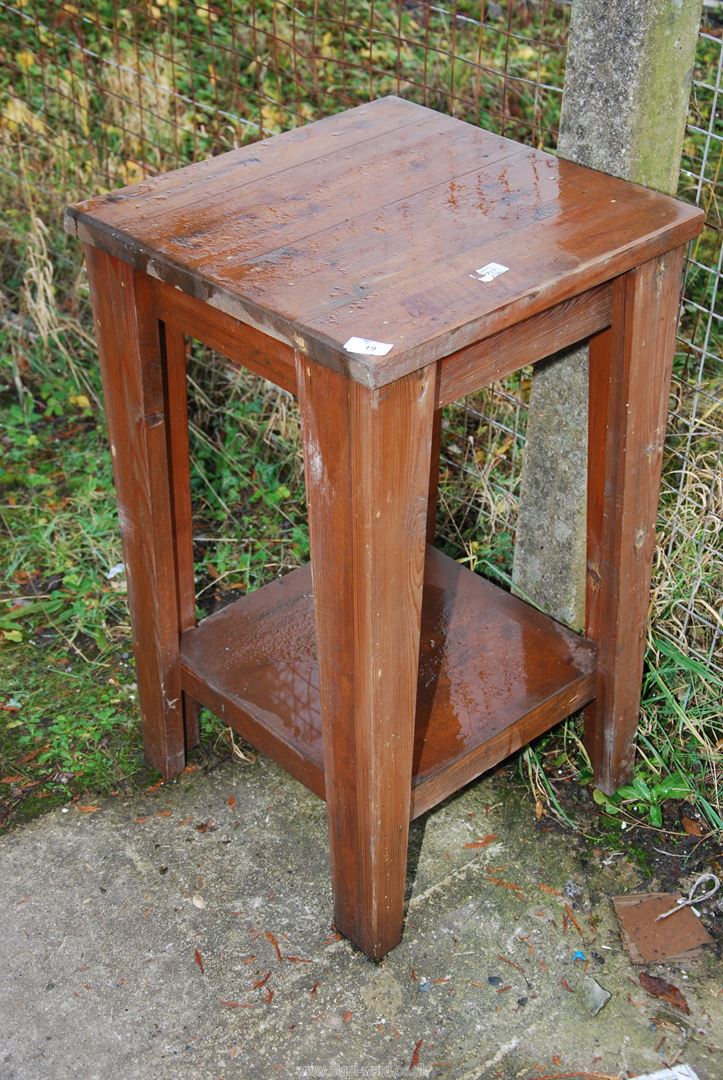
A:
161;323;200;750
297;357;436;960
426;407;443;544
85;245;186;777
585;248;684;794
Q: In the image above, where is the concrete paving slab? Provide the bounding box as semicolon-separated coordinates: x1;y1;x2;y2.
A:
1;757;721;1080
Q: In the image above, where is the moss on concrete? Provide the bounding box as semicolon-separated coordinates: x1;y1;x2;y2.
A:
633;0;702;194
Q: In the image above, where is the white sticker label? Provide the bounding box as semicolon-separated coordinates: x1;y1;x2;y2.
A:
470;262;509;283
343;336;394;357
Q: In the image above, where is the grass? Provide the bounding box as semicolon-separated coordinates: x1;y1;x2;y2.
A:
1;1;721;839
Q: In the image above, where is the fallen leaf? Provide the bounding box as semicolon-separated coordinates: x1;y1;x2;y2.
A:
681;815;703;837
182;764;199;774
516;933;534;959
77;805;100;813
240;954;256;964
309;981;320;995
192;894;206;909
538;883;563;896
639;972;690;1014
156;810;173;818
19;746;45;764
133;816;149;824
194;948;205;975
535;798;544;821
486;873;524;894
220;1000;243;1008
265;930;283;962
263;987;273;1004
227;794;237;810
145;780;164;794
195;820;217;833
563;903;583;937
464;833;498;849
342;1009;353;1023
409;1038;423;1071
0;776;24;784
497;954;525;974
286;956;311;963
251;971;272;990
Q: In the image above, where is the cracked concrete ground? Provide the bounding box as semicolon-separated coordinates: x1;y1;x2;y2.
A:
1;756;721;1080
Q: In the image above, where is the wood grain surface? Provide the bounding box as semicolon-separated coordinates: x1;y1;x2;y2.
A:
84;246;186;777
296;358;435;958
585;248;686;794
179;549;597;822
67;96;702;387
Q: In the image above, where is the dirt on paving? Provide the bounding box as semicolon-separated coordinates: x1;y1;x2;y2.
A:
1;754;721;1080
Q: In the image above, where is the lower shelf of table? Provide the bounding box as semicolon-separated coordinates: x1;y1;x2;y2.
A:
180;546;597;819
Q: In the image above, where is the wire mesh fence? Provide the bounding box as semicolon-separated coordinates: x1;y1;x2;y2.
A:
664;28;722;673
1;0;720;681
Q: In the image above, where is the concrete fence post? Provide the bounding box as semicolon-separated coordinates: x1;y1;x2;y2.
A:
511;0;702;630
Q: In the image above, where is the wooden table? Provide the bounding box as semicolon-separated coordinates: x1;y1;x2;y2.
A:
66;96;703;960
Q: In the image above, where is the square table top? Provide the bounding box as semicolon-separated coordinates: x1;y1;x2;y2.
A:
66;96;703;387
